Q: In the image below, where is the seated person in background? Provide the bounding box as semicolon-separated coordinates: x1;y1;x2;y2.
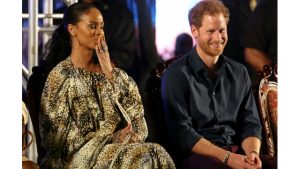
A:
161;0;276;168
174;33;193;58
164;33;194;67
39;2;175;168
22;102;39;169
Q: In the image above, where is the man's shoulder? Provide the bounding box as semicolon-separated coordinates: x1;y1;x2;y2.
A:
223;55;247;71
161;55;193;88
164;55;190;76
222;56;250;83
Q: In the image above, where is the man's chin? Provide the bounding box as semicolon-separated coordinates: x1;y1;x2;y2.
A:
208;49;224;56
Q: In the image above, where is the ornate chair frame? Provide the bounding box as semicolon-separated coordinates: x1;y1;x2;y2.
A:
258;64;278;157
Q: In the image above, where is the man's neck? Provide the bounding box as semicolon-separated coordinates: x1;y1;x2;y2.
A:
196;46;219;71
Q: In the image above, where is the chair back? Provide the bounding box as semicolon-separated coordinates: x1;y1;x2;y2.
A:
26;65;49;164
257;64;277;156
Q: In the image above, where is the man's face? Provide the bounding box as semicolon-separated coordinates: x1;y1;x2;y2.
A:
192;13;228;58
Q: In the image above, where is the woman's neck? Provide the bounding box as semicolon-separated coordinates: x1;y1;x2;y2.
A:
70;49;101;73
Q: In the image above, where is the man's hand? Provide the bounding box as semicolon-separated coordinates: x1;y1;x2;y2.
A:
227;153;257;169
244;151;262;169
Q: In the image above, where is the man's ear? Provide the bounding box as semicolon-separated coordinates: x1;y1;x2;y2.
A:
67;24;77;37
190;25;198;38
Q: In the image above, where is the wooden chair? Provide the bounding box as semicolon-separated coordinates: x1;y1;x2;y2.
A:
144;58;186;167
257;64;278;157
144;61;171;144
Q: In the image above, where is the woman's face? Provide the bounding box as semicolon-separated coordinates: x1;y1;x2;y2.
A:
71;8;104;50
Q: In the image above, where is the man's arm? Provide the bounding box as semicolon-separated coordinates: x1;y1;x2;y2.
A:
244;47;272;72
242;136;262;168
241;136;261;156
191;138;227;161
192;138;257;169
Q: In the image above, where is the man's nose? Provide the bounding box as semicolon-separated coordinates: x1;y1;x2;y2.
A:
212;31;222;41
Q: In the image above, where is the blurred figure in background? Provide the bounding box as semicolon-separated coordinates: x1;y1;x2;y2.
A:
164;33;194;66
242;0;277;85
174;33;193;58
220;0;255;65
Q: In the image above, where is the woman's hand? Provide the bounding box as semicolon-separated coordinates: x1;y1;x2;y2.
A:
112;124;142;144
95;33;113;79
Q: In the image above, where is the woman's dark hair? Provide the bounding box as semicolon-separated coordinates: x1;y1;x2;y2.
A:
43;2;97;72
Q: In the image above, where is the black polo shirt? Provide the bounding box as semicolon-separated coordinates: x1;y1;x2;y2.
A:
161;47;262;151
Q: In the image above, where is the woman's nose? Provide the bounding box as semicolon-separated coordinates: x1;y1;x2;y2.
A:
95;26;104;35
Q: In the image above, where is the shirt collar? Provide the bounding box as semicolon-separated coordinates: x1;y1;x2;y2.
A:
188;47;228;76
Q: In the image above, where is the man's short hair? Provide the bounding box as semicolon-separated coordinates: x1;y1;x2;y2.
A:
188;0;230;28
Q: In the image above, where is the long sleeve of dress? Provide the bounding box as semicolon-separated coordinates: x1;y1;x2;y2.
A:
111;68;148;141
39;67;71;167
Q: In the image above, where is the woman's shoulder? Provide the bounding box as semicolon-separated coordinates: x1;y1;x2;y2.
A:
49;58;72;76
47;57;73;83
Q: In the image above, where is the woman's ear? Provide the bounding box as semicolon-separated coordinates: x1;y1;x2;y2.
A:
190;25;198;38
67;24;77;37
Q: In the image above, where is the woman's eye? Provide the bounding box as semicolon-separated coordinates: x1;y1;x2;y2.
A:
88;25;96;29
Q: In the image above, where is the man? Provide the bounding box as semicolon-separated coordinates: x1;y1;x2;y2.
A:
161;0;263;168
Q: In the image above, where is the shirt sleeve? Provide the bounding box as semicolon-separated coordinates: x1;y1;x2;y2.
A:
236;67;262;142
161;68;202;151
39;67;71;162
112;68;148;141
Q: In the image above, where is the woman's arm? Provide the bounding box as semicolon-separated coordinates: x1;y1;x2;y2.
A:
39;68;71;157
112;69;148;142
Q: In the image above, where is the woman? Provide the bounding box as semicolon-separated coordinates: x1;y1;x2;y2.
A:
39;2;175;169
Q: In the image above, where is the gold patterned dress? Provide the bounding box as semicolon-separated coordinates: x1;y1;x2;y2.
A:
39;57;175;169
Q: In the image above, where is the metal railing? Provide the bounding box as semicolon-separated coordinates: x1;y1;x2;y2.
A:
22;0;78;163
22;0;78;77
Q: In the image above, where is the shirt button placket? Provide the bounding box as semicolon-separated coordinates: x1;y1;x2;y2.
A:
212;90;219;118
